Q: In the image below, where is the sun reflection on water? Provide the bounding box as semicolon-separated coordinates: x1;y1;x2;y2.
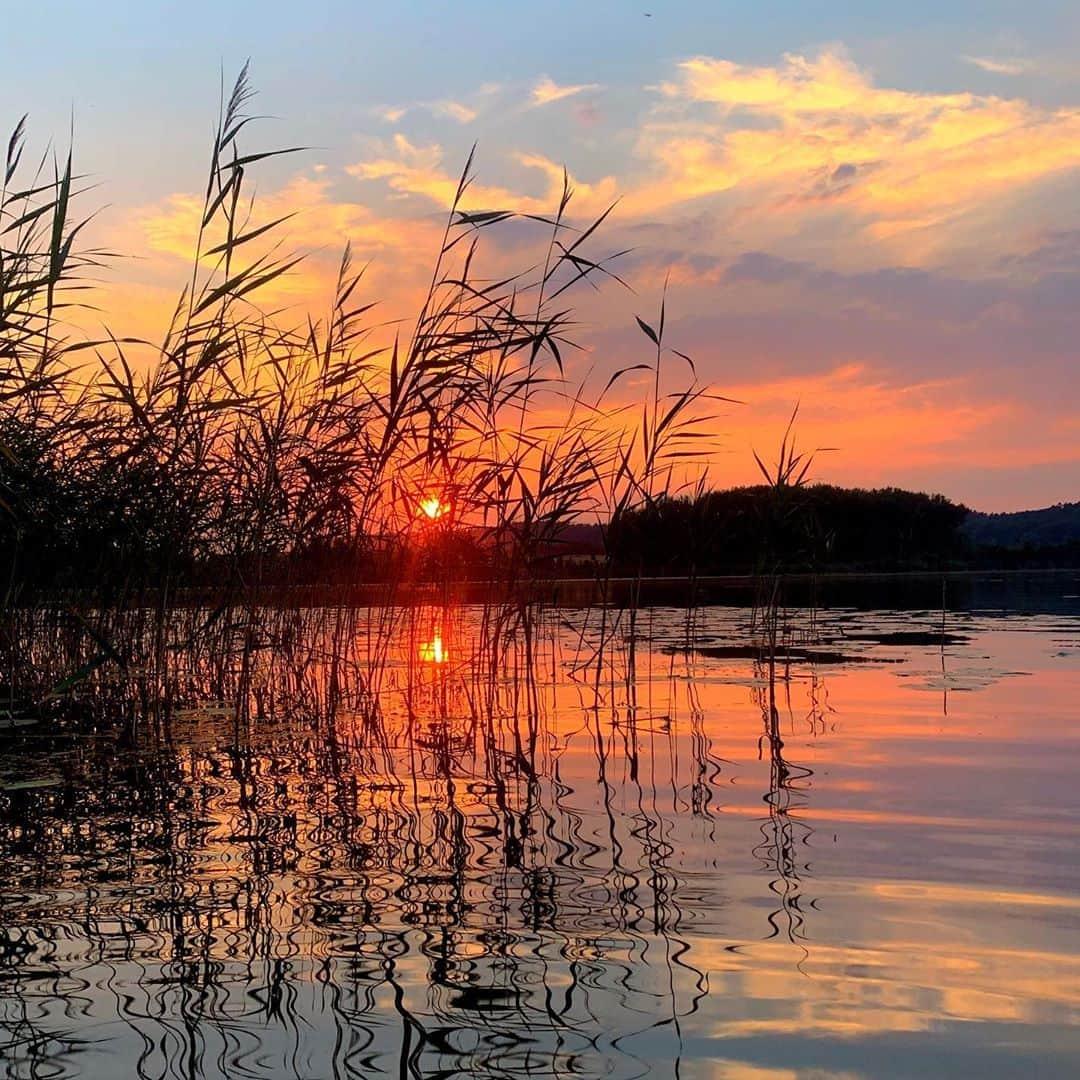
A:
1;602;1078;1077
418;631;447;663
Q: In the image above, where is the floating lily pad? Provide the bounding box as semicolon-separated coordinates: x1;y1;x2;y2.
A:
0;715;38;729
1;775;62;791
691;645;904;665
843;631;969;646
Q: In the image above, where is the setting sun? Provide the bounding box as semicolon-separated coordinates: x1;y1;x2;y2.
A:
418;497;447;521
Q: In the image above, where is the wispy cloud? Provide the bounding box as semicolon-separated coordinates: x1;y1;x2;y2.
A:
373;99;478;125
529;75;600;108
363;50;1080;270
375;105;407;124
430;100;478;123
348;135;541;210
347;136;618;216
964;55;1032;76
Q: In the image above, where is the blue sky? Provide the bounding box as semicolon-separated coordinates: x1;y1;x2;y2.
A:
7;2;1077;194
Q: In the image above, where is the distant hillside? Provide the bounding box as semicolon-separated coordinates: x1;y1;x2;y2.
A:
962;502;1080;549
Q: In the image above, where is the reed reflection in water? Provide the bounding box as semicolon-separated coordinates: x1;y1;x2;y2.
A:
1;603;1079;1078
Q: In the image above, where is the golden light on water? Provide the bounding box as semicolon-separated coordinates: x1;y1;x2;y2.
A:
418;632;446;663
418;497;447;520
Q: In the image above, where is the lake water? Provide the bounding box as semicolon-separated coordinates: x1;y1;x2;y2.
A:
2;589;1079;1078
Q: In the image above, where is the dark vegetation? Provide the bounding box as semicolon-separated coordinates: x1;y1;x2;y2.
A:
603;490;1080;577
961;502;1080;568
0;66;715;603
0;66;717;719
606;484;971;575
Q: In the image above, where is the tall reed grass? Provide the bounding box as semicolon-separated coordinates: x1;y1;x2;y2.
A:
0;67;718;726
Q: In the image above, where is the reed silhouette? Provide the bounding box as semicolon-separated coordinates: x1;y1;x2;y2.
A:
0;66;723;732
1;606;817;1080
0;66;846;1080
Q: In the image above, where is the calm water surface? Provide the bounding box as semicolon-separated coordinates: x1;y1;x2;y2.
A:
2;598;1079;1078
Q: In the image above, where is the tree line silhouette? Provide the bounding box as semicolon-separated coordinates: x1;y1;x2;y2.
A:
606;484;971;574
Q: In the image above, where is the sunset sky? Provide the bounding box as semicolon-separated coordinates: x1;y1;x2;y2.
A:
4;1;1078;511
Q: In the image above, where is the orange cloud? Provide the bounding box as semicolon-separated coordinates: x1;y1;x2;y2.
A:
529;75;601;108
347;134;540;210
433;100;478;124
374;99;478;125
631;48;1080;259
347;136;618;218
327;52;1080;272
512;152;620;215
